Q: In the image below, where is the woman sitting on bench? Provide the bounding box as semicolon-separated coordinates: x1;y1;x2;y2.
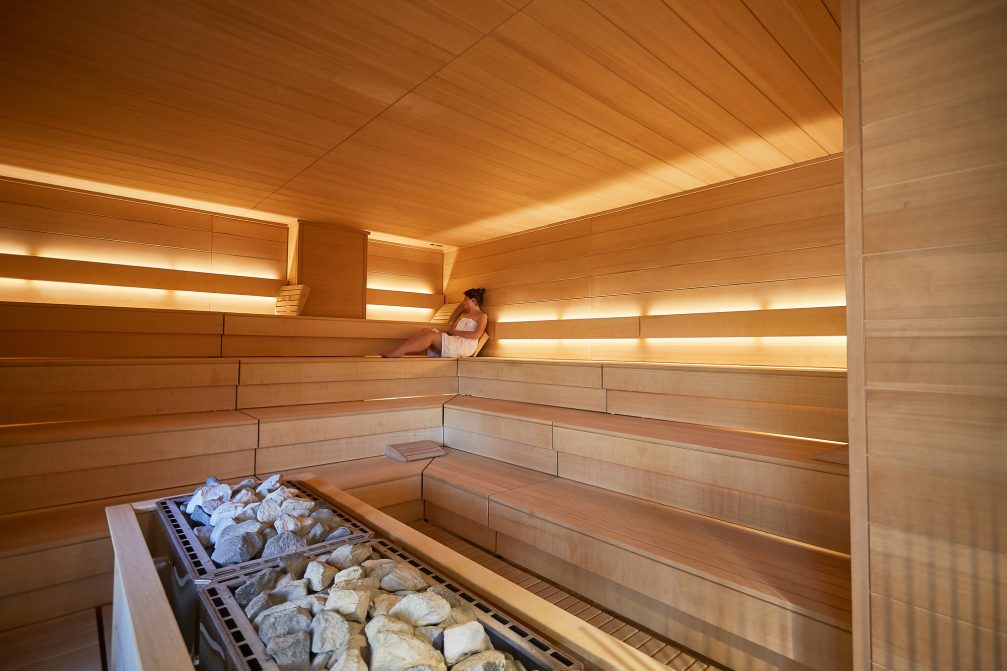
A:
381;288;487;358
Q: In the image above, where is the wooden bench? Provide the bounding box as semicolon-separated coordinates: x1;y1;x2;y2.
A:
0;481;218;631
0;357;241;424
420;448;851;671
457;357;849;442
445;395;849;552
235;356;458;408
423;448;555;551
241;395;450;474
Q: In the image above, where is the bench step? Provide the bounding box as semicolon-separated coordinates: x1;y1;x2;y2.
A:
386;440;445;462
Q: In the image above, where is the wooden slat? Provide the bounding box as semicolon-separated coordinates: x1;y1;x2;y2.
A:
238;356;456;384
458;377;606;412
424;502;498;552
606;389;848;442
237;375;458;408
255;427;443;473
106;504;191;670
0;253;282;295
458;358;602;387
366;288;444;309
0;610;103;668
443;427;557;474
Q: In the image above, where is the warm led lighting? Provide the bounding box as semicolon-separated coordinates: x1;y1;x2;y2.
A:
0;278;276;313
366;277;435;294
21;245;283;280
366;304;436;322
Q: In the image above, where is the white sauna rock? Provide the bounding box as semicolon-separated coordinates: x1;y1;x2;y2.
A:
186;480;232;515
380;564;428;592
333;576;380;592
331;648;368;671
326;589;372;623
306;522;329;544
305;560;337;591
209;517;236;545
274;513;303;535
451;650;506;671
255;601;300;627
232;488;259;505
217;519;265;543
256;473;282;495
280;497;315;517
426;585;461;608
268;630;311;671
365;615;415;641
272;578;309;603
245;592;282;621
259;606;312;646
266;485;299;503
263;527;278;543
257;498;283;524
234;477;258;490
311;610;351;654
443;621;491;665
236;502;261;522
291;594;329;617
389;593;451;626
309;652;332;671
325;526;354;542
280;552;310;580
333;566;365;583
235;567;280;607
328;543;372;569
263;531;308;559
371;593;403;617
363;558;397;579
415;625;445;649
209;500;244;526
369;630;446;671
211;532;259;565
193;525;213;547
310;508;336;522
443;606;477;626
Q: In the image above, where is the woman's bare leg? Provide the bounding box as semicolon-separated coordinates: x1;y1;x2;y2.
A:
381;328;441;358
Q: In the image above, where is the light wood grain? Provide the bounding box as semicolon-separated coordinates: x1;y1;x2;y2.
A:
255;427;443;473
424;502;498;552
297;221;368;318
458;376;606;411
0;609;103;668
106;504;191;670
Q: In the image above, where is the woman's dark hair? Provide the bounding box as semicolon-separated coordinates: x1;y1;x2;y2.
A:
464;287;486;307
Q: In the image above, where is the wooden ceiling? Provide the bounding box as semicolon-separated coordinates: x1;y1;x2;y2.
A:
0;0;841;247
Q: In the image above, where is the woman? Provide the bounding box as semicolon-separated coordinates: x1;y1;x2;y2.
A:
381;288;487;358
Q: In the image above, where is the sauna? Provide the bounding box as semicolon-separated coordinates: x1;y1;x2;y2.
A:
0;1;1002;670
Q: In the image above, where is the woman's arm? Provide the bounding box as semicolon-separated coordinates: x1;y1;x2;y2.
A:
449;313;488;339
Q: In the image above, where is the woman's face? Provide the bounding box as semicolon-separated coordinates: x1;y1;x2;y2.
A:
463;296;476;310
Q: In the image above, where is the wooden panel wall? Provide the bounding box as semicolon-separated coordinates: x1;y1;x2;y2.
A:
445;157;846;366
366;241;444;322
847;1;1007;669
0;178;287;312
295;220;367;319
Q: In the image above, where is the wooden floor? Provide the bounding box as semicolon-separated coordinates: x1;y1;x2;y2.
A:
410;520;728;671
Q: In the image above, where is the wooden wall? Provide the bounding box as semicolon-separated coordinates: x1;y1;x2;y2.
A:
366;240;444;322
295;220;367;319
445;156;846;367
845;1;1006;669
0;178;287;312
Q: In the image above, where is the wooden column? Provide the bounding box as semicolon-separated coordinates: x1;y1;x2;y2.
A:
846;1;1006;669
294;220;369;319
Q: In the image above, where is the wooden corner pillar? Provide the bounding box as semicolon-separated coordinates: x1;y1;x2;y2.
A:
294;220;369;318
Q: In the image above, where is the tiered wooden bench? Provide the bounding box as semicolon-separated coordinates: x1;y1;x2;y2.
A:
435;357;851;670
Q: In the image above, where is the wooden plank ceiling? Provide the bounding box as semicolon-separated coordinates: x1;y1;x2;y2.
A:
0;0;841;247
